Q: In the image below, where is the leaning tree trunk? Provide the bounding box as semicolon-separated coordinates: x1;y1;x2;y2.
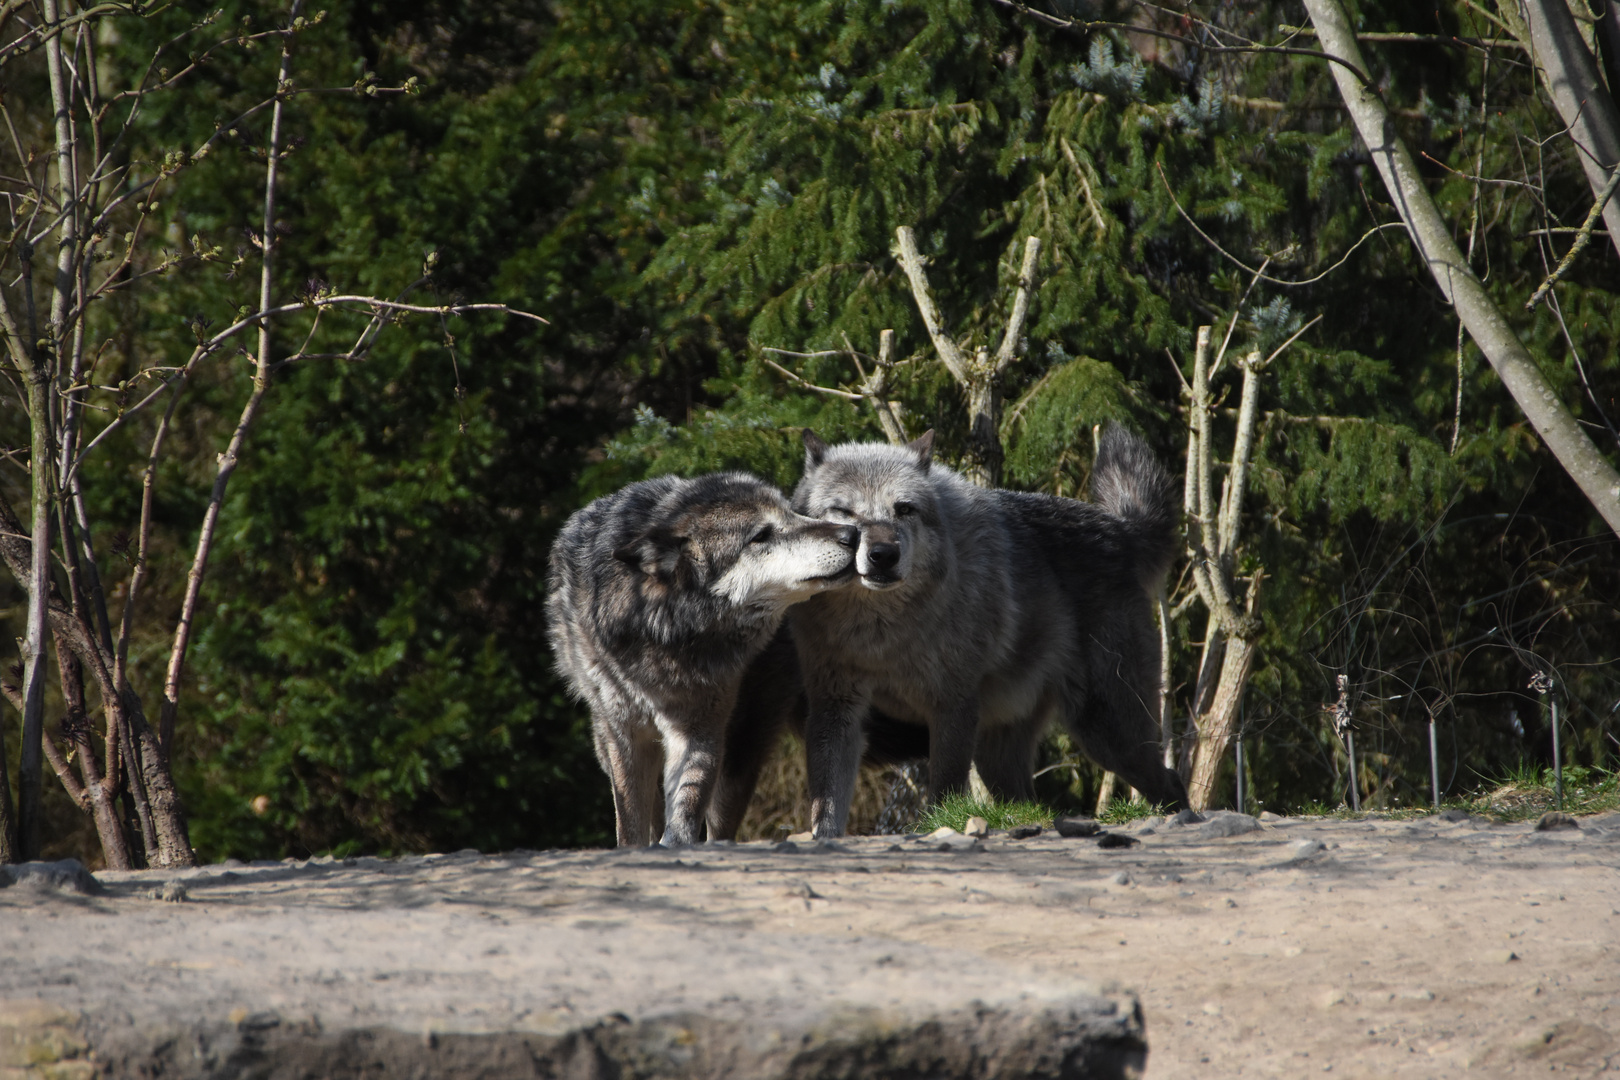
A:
1303;0;1620;537
1514;0;1620;265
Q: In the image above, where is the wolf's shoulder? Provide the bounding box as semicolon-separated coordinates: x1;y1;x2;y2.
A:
550;476;687;603
562;475;681;528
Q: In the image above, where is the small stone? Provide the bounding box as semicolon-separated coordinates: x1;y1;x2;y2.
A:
1259;811;1283;822
1535;812;1579;831
1007;825;1042;840
1110;871;1131;886
1053;816;1100;838
809;841;845;853
1223;897;1237;908
962;816;990;839
1438;808;1471;823
925;826;962;841
1201;1002;1222;1016
1169;809;1206;827
1199;813;1260;839
152;881;189;903
1316;988;1348;1009
885;844;903;853
786;831;814;843
1398;988;1435;1001
1287;839;1327;861
772;841;800;853
1485;949;1520;964
1097;833;1138;849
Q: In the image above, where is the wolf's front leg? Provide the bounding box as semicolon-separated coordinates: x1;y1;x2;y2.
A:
595;713;664;846
804;695;868;838
927;696;981;803
657;715;725;847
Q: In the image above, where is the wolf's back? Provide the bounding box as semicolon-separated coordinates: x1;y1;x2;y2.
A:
1091;425;1178;589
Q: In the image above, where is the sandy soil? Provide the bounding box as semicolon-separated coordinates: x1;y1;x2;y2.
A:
3;808;1617;1078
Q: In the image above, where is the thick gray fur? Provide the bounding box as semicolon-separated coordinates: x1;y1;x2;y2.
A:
547;473;857;846
788;426;1188;837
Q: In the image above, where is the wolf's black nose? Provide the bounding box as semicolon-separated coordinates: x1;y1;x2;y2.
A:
835;525;859;549
867;541;899;570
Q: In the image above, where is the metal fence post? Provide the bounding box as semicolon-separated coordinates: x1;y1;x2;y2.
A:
1428;713;1441;810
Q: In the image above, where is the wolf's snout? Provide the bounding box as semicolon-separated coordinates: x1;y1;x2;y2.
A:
835;525;859;549
866;541;900;571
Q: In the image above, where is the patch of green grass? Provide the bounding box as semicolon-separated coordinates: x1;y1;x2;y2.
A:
1290;799;1364;820
1285;764;1619;823
1096;798;1171;824
1454;763;1619;822
911;792;1053;834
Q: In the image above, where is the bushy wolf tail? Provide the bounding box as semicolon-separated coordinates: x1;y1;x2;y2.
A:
1092;425;1178;589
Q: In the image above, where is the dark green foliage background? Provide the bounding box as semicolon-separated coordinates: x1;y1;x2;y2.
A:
5;0;1616;860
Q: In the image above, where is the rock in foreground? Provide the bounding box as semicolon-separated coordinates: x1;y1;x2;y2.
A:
0;850;1145;1080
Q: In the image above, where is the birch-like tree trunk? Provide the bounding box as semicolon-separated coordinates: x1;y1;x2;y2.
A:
1180;326;1271;809
1302;0;1620;537
1176;304;1319;811
1510;0;1620;264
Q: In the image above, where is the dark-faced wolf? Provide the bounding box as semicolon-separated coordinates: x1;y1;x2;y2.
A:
547;473;857;846
788;427;1188;837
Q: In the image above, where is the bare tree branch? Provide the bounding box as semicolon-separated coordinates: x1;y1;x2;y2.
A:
894;226;971;384
1525;161;1620;311
994;236;1041;373
159;0;305;757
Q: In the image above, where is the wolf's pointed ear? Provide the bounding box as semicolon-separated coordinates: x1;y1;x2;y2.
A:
613;527;685;583
803;429;830;469
907;429;935;472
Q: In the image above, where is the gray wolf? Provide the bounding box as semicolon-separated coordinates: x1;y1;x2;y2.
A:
547;473;857;846
787;426;1188;836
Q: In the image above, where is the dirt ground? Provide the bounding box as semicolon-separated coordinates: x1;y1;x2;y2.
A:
3;808;1617;1078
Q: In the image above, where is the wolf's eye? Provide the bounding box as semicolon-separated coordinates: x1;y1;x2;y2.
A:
751;525;774;544
894;501;916;517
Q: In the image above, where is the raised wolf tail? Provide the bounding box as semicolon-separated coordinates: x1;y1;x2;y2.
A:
1092;425;1178;590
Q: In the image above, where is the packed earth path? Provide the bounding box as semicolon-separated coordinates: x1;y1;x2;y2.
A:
1;808;1617;1078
